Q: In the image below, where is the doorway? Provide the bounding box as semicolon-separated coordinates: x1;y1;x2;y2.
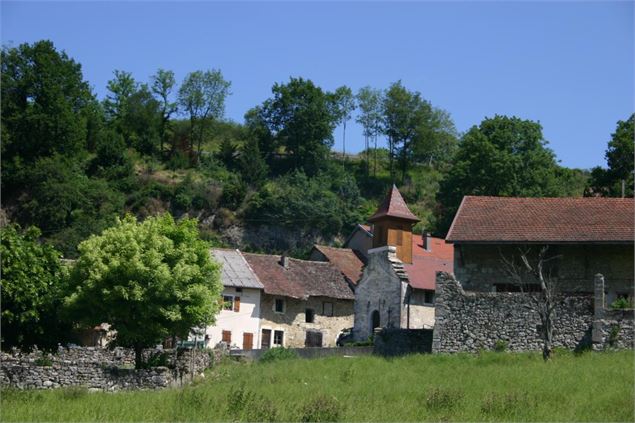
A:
261;329;271;349
371;310;380;332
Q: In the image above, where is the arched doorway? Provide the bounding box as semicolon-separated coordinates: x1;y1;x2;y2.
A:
371;310;380;333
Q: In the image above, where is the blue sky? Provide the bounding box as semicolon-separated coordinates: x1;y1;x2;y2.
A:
2;1;633;169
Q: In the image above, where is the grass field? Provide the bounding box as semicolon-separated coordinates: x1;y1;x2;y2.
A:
1;350;633;422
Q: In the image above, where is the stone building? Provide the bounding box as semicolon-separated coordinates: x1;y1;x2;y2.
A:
200;249;264;350
445;196;634;304
242;253;355;348
351;185;453;341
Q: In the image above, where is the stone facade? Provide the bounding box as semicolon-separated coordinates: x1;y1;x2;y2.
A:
353;246;435;341
454;244;634;302
259;294;354;348
433;272;634;353
0;347;220;391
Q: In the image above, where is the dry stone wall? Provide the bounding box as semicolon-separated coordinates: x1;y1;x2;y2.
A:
433;272;634;353
0;347;221;391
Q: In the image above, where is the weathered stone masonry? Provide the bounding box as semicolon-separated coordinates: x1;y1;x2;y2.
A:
432;272;634;353
1;347;220;391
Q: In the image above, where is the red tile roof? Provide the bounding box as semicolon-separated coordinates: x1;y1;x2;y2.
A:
368;185;420;223
313;245;365;285
446;196;635;243
404;235;454;290
242;253;355;300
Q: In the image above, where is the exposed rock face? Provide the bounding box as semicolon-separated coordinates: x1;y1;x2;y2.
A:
0;347;223;391
432;272;634;353
220;224;340;254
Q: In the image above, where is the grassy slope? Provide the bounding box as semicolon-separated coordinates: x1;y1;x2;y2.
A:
2;351;633;422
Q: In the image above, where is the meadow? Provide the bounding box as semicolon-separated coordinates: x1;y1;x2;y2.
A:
1;350;633;422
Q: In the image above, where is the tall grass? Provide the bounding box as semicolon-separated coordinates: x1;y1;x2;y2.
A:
1;350;632;422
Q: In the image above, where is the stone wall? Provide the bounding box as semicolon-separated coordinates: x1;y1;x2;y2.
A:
433;272;634;353
374;328;433;356
0;347;220;391
259;294;354;348
454;244;634;301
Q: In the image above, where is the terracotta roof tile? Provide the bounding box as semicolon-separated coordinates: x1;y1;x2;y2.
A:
313;245;365;284
368;185;420;223
446;196;635;243
404;235;454;290
242;253;355;300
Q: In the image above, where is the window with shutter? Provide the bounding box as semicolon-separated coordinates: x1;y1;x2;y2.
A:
233;296;241;312
222;330;231;343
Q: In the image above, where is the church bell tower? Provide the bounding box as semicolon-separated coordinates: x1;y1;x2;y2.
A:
368;185;420;264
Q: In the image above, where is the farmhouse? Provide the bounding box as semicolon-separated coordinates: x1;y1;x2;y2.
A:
201;249;264;350
445;196;634;303
242;253;355;348
350;185;453;341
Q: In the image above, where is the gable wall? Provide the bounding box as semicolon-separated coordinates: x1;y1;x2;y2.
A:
259;294;353;348
203;286;261;349
353;247;403;341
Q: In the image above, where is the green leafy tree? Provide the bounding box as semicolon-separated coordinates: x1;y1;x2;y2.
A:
382;81;457;183
1;224;70;350
103;70;138;131
150;69;178;156
178;69;232;160
356;87;383;176
65;214;222;368
15;154;125;257
258;77;339;176
333;86;356;160
437;115;569;234
239;137;269;188
1;40;95;190
586;114;634;197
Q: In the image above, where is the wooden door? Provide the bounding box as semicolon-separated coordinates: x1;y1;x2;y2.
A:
261;329;271;349
243;332;253;350
305;330;323;348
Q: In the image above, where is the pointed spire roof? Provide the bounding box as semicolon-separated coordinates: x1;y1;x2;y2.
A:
368;184;420;223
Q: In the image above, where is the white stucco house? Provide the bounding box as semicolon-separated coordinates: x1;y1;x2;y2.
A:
201;248;264;350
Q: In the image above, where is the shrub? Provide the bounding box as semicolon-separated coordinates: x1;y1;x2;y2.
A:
608;324;621;347
494;340;508;352
424;387;464;411
259;347;298;363
300;395;342;422
610;297;634;310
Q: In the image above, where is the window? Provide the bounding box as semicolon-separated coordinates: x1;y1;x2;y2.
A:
274;298;285;314
424;290;435;304
222;330;231;344
273;330;284;347
235;287;243;293
305;308;315;323
223;295;234;311
322;302;333;316
223;295;240;312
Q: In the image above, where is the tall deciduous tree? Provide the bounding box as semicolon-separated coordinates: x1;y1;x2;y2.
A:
1;224;71;350
65;214;222;368
437;115;567;234
103;70;138;131
258;77;338;176
333;86;356;161
150;69;178;156
1;40;95;189
356;87;383;176
586;114;634;197
178;70;231;160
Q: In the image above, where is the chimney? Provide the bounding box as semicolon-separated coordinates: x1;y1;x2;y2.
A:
422;232;431;251
280;253;289;269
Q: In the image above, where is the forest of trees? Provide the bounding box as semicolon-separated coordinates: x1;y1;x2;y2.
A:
2;40;633;259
